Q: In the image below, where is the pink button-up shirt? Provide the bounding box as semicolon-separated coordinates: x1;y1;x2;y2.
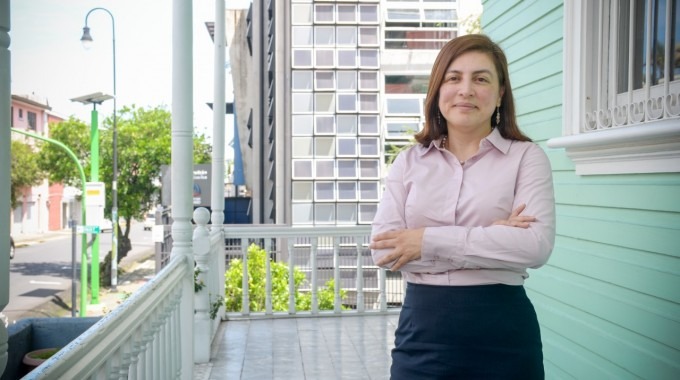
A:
371;128;556;286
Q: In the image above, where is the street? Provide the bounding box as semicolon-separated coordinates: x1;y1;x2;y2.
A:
3;220;154;324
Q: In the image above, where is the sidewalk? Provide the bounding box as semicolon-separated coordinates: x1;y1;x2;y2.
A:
9;231;157;319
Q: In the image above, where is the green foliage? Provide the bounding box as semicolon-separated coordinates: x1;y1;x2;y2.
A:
225;243;347;312
10;139;46;209
37;106;213;259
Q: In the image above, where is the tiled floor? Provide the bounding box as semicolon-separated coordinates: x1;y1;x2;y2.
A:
196;313;400;380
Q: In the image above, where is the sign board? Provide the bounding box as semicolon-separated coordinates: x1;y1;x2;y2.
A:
85;182;106;229
152;224;165;243
77;225;101;234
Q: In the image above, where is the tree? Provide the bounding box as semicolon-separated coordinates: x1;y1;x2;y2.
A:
10;139;46;210
38;105;212;265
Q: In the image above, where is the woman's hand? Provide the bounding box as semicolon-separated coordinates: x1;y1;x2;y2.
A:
370;228;425;271
492;203;535;228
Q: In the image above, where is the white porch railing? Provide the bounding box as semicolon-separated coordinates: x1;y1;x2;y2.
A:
19;209;403;379
23;255;194;379
219;224;404;318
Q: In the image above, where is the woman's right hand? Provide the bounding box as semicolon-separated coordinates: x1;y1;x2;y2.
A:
492;203;535;228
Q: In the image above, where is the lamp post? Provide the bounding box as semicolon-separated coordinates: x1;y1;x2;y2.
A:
71;92;113;304
81;7;119;290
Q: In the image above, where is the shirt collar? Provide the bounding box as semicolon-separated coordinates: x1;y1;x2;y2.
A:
418;128;511;157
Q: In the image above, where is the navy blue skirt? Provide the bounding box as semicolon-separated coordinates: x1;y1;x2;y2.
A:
391;283;544;380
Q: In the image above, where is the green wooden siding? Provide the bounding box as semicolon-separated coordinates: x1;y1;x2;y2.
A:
483;0;680;378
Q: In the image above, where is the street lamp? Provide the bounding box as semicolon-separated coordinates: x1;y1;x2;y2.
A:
80;7;120;290
71;91;113;304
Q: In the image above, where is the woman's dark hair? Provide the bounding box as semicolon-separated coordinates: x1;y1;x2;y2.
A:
414;34;531;146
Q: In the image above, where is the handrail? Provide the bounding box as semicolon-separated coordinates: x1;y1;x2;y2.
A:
25;255;192;379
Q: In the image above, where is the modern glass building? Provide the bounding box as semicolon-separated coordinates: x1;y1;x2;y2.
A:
230;0;478;226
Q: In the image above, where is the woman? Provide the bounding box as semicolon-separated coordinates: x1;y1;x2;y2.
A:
370;34;555;379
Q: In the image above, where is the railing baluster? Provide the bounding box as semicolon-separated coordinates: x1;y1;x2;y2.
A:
311;236;319;314
241;239;250;316
288;238;296;314
355;236;365;313
265;238;273;314
333;237;341;313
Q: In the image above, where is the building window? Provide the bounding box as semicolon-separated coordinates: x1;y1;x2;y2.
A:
548;0;680;174
314;181;335;201
337;137;358;157
337;49;358;68
337;115;358;134
314;93;335;113
27;111;37;130
292;115;314;135
336;26;357;46
314;71;335;90
338;159;358;178
292;49;313;67
314;4;334;23
359;159;380;178
337;4;357;23
292;181;313;201
292;137;314;158
315;115;335;134
292;4;313;24
337;93;358;112
337;71;358;91
293;71;313;90
337;182;358;201
292;26;313;47
314;137;335;157
336;204;358;224
314;26;335;46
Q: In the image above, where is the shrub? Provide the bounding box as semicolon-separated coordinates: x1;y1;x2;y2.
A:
224;243;347;312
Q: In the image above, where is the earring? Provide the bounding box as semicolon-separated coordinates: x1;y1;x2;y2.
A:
495;106;501;128
437;112;442;128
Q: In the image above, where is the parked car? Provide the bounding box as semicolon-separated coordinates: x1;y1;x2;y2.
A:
9;236;15;259
143;213;156;231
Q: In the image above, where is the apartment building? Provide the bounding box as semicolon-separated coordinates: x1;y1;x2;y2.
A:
228;0;480;226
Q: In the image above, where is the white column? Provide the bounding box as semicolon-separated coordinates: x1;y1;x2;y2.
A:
0;0;11;374
171;0;194;377
274;0;288;224
250;0;263;223
211;0;225;226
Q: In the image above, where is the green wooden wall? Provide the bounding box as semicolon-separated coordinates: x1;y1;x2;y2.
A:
482;0;680;378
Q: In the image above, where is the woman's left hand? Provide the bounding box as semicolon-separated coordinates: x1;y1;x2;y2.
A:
370;228;425;270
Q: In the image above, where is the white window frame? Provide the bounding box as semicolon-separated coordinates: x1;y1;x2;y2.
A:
548;0;680;175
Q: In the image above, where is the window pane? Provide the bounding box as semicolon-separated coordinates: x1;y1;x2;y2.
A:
359;181;379;200
293;93;314;113
337;4;357;23
424;9;456;21
337;182;357;201
292;181;313;201
293;49;312;67
359;27;379;46
359;137;380;156
315;137;335;157
315;182;335;201
337;71;358;90
337;137;358;156
315;49;335;67
359;71;379;90
315;71;335;90
359;93;379;112
386;120;420;137
292;203;313;224
359;159;380;178
315;93;335;113
292;137;313;157
387;9;419;21
337;50;357;68
293;26;313;46
315;115;335;134
358;204;378;224
314;4;334;23
292;115;313;135
292;71;313;90
359;115;379;134
293;160;313;178
315;160;335;177
314;204;335;224
385;75;430;94
292;4;313;24
337;93;358;112
336;26;357;46
337;115;358;134
336;204;357;224
315;26;335;46
338;159;357;178
359;4;379;23
386;97;422;115
359;49;379;67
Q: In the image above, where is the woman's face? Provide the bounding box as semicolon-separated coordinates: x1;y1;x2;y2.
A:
438;51;503;133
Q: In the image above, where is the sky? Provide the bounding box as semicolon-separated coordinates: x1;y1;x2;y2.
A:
10;0;251;158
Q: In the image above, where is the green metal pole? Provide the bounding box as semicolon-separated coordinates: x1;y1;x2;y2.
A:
11;128;89;317
90;108;100;304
